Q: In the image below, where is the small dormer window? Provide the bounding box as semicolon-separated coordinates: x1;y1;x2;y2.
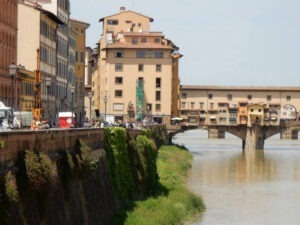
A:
154;38;160;43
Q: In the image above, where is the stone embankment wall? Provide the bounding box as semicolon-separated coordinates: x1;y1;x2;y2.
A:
0;126;166;225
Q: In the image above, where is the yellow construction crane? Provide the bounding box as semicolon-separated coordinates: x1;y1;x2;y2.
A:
32;49;42;121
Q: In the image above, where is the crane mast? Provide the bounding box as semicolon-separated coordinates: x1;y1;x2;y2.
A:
32;49;42;121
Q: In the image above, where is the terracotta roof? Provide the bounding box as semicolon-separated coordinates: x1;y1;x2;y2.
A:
181;85;300;92
122;32;163;37
99;10;153;22
104;43;173;50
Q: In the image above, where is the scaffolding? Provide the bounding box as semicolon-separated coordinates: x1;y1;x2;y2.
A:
32;49;42;121
136;79;144;121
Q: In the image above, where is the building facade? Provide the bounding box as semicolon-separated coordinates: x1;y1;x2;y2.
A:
94;7;181;125
18;2;65;123
0;0;18;109
69;19;89;127
180;85;300;127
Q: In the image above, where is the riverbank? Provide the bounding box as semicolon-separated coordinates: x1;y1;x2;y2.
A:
111;145;205;225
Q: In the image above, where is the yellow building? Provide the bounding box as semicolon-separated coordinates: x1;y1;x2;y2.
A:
247;103;264;126
95;7;181;124
70;19;90;126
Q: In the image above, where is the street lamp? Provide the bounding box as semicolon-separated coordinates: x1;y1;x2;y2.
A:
88;91;93;121
103;94;108;122
70;85;75;127
45;76;51;121
9;63;18;124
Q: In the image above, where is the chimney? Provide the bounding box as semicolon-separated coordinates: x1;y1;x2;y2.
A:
120;6;126;12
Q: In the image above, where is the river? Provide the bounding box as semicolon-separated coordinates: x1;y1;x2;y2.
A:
173;129;300;225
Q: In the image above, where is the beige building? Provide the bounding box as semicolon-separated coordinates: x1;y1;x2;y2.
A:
180;85;300;126
17;2;64;122
94;7;181;124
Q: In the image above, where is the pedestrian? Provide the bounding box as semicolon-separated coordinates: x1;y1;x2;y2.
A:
30;116;39;130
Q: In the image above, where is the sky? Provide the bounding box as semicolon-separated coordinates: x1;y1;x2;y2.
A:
70;0;300;87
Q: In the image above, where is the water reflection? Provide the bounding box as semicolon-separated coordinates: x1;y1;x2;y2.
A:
174;130;300;225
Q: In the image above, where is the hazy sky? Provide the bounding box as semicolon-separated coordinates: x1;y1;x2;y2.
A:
70;0;300;86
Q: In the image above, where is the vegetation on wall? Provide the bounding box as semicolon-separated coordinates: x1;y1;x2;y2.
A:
111;145;205;225
104;127;134;204
4;172;19;203
24;150;52;190
142;125;168;147
0;140;4;148
135;135;159;195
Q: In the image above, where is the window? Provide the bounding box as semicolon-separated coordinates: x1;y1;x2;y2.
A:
141;37;147;43
251;109;254;112
132;38;138;44
181;102;186;109
147;51;153;58
248;95;252;100
136;50;146;58
155;104;161;111
191;102;195;109
154;38;160;43
267;95;272;101
156;78;161;88
115;77;123;84
113;103;124;111
107;20;118;25
154;51;164;58
138;64;144;71
115;63;123;71
146;103;152;111
200;102;204;109
208;94;213;99
156;64;161;72
210;103;214;109
115;90;123;97
80;52;84;63
286;96;291;101
182;93;187;98
115;51;124;58
156;91;161;101
227;94;232;101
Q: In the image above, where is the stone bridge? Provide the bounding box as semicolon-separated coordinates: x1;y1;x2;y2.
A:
167;120;300;150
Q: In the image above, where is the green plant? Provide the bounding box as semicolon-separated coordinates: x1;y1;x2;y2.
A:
0;140;4;148
136;135;159;195
24;150;52;190
104;127;134;203
4;172;19;203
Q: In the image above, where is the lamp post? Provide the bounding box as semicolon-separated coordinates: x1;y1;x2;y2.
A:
88;91;93;121
70;85;75;127
103;94;108;122
45;76;51;121
9;63;18;125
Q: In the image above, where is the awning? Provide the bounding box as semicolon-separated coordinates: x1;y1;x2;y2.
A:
210;116;216;120
171;117;183;121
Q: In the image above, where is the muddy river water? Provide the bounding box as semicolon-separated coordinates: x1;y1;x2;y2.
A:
173;130;300;225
